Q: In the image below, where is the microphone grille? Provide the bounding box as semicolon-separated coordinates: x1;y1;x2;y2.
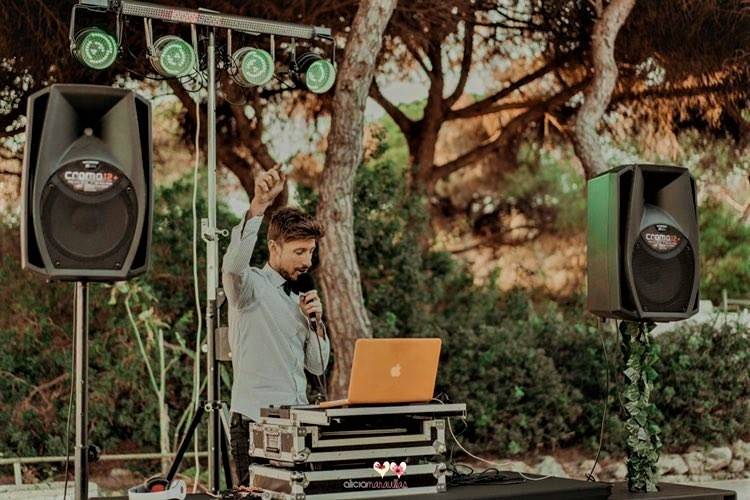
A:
296;272;316;293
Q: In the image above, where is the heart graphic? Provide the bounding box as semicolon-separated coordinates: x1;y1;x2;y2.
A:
390;461;407;478
373;461;390;478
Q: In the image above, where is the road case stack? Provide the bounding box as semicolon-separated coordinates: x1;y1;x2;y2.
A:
247;403;466;499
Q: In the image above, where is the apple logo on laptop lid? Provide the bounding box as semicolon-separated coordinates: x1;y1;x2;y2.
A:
390;363;402;378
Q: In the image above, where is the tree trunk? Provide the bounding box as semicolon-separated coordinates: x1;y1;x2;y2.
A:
316;0;397;399
574;0;635;179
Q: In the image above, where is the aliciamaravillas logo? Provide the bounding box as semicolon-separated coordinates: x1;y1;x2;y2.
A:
343;478;407;489
343;461;409;489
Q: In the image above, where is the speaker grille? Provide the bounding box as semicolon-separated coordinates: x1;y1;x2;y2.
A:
41;182;137;268
632;240;694;312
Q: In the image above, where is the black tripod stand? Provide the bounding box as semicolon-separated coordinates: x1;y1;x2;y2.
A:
154;285;235;492
150;400;233;491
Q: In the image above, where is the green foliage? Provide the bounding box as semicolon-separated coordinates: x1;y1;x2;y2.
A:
350;160;585;454
619;322;661;493
0;174;238;468
654;320;750;450
508;144;587;234
699;200;750;302
532;312;625;451
438;323;582;455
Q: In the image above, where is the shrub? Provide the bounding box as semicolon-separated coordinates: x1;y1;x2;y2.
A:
654;320;750;450
699;200;750;302
438;323;582;455
0;175;238;464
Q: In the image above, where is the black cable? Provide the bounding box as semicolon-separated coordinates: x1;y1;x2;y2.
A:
221;87;251;107
586;319;611;481
432;393;529;488
307;318;328;402
446;462;525;487
62;285;77;499
273;74;296;91
612;320;626;411
316;323;328;400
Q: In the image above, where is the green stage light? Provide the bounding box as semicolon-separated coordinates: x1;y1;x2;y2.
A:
151;36;195;77
233;47;275;87
293;52;336;94
74;27;117;70
305;59;336;94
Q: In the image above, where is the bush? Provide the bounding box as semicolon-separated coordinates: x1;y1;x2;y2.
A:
655;320;750;450
0;175;238;465
439;323;582;455
699;200;750;302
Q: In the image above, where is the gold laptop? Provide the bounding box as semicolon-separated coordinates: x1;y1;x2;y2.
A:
318;338;442;408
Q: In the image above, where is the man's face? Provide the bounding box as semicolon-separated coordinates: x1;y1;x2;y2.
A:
269;238;316;281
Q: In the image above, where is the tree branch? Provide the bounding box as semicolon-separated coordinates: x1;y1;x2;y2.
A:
425;40;444;87
611;81;736;104
445;21;475;110
0;126;24;139
369;79;414;137
573;0;635;178
405;42;431;76
447;56;570;120
432;79;589;182
448;99;541;119
167;80;203;133
217;148;254;195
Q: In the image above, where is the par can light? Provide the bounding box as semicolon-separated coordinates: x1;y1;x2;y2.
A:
233;47;275;87
294;52;336;94
73;27;118;70
150;35;195;77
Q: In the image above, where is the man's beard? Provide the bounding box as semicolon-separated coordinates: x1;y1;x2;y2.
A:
280;267;308;281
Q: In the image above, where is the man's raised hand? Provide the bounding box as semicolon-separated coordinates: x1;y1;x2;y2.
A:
249;165;286;217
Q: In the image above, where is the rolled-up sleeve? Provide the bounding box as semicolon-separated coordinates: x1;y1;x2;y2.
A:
304;327;330;375
222;216;263;308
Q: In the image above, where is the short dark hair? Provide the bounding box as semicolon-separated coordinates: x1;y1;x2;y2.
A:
268;207;324;243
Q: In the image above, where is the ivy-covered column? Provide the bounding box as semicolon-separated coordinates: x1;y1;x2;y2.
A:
619;321;662;492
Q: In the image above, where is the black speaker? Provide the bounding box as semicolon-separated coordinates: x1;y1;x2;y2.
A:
21;84;152;281
587;164;700;322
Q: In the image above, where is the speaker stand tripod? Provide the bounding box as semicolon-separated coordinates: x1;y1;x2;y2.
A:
162;400;233;490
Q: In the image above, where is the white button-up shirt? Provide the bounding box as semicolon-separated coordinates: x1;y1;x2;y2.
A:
222;216;330;420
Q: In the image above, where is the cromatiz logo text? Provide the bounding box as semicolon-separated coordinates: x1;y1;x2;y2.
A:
644;233;679;244
63;171;117;182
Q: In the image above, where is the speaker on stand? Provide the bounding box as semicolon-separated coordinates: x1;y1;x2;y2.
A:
21;84;152;500
586;163;700;492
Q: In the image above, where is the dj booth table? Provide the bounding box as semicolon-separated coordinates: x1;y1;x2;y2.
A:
100;478;737;500
99;403;737;500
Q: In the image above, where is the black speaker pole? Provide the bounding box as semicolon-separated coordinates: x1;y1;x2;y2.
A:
73;281;89;500
205;28;222;494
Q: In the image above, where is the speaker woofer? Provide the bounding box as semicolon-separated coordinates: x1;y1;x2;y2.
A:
632;237;694;312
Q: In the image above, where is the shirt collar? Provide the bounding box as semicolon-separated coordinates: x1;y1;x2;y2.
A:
263;262;287;289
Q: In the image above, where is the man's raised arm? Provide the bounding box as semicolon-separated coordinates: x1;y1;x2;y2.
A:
221;166;286;306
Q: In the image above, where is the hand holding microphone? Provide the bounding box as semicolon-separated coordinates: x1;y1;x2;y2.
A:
297;273;323;335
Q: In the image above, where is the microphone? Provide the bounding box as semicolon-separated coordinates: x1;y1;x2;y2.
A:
296;272;318;331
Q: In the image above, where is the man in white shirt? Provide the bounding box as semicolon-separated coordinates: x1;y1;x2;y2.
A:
222;166;330;485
